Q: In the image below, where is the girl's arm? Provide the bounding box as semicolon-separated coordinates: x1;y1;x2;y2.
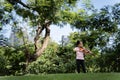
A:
73;47;78;52
83;47;92;54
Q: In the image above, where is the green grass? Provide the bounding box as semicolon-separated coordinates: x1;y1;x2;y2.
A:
0;73;120;80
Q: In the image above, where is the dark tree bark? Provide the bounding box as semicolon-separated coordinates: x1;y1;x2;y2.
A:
30;20;51;61
34;23;44;51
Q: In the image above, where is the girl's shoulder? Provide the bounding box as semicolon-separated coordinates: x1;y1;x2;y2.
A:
74;47;79;51
74;47;79;49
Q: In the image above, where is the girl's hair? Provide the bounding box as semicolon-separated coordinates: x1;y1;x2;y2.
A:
76;40;81;47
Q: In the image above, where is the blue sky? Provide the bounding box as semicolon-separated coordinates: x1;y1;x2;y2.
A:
50;0;120;43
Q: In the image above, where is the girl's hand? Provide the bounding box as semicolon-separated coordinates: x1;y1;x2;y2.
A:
83;48;92;54
87;50;92;54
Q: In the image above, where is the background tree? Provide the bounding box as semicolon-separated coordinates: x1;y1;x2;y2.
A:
68;3;120;72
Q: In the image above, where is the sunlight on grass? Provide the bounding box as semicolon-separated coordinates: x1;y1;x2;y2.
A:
0;73;120;80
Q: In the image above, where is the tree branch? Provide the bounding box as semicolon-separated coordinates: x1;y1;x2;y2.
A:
34;23;44;51
7;0;31;9
30;20;52;61
35;25;50;57
34;20;51;58
18;0;31;9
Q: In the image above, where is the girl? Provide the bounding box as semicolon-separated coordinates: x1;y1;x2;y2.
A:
73;40;92;73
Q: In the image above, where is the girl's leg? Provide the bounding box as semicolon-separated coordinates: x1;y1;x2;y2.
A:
76;59;80;73
80;60;86;73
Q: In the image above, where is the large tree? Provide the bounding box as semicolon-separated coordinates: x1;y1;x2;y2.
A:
1;0;82;63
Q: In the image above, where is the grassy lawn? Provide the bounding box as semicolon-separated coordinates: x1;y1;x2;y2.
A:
0;73;120;80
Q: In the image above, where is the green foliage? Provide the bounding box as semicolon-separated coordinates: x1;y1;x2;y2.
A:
85;49;100;72
0;0;13;27
27;42;76;74
112;3;120;24
68;32;102;72
6;0;79;26
68;30;120;72
3;2;13;12
73;3;119;34
97;53;120;72
95;28;120;72
0;47;7;75
0;32;120;75
0;46;29;75
27;27;120;74
69;31;109;50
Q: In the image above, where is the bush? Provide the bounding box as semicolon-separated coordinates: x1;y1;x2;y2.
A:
0;46;26;75
27;43;76;74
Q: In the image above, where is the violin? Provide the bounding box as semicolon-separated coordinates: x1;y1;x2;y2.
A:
79;47;84;51
79;47;91;54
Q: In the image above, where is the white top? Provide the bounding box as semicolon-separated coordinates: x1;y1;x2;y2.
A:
74;47;84;60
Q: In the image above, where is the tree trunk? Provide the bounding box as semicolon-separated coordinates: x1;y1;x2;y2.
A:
30;20;51;61
35;24;50;57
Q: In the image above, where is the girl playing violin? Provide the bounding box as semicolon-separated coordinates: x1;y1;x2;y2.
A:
73;40;92;73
